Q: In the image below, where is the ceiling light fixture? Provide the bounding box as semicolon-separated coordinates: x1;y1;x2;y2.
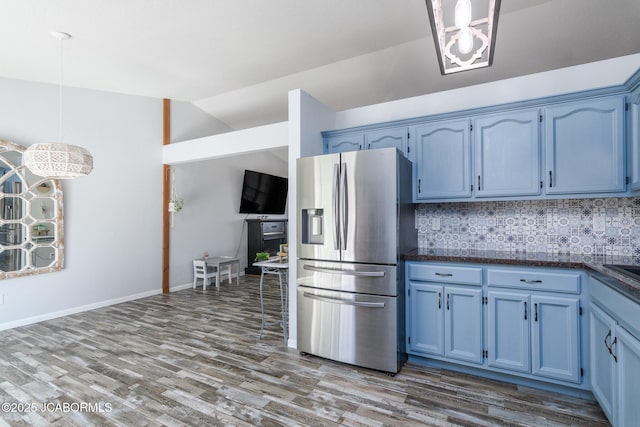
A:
425;0;501;75
24;32;93;179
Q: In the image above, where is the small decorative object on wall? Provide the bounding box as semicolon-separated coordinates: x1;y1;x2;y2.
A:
23;32;93;179
168;167;183;228
0;138;64;279
255;251;270;262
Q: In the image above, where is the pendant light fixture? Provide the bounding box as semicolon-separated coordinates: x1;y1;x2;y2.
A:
425;0;501;75
24;32;93;179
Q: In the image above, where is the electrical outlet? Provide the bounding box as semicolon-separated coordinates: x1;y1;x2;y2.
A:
432;217;441;231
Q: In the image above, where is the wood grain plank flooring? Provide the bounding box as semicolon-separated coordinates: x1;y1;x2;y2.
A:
0;275;609;426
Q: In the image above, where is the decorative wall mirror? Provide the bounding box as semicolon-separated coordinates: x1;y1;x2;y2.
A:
0;139;63;279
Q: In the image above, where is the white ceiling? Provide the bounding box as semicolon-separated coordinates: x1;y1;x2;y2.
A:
1;0;639;131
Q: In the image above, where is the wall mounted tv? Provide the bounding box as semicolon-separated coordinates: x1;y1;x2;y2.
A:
239;169;288;215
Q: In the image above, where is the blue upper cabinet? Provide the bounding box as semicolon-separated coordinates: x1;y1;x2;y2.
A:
628;88;640;192
365;127;409;156
473;109;541;198
544;96;625;194
325;128;409;156
414;119;471;200
326;133;363;153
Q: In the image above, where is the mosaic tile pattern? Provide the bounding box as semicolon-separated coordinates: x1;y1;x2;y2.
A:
416;197;640;256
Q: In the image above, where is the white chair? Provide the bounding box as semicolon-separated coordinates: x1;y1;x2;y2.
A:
192;259;217;289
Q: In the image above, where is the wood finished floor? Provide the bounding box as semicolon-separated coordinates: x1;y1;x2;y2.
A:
0;275;608;427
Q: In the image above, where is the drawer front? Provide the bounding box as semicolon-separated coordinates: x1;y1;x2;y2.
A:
408;263;482;285
487;269;580;293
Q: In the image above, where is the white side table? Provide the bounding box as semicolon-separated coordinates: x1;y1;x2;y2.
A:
253;259;289;345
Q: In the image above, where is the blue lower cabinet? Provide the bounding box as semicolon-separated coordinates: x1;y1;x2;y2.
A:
487;291;531;373
531;295;580;383
616;326;640;427
408;283;482;364
408;283;444;356
444;287;483;364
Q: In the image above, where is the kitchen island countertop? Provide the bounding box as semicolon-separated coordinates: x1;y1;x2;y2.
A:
403;248;640;304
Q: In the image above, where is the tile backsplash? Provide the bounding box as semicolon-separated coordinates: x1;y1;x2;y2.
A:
416;197;640;256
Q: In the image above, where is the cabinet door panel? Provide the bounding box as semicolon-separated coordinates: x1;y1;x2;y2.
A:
408;283;444;356
545;97;625;194
629;90;640;192
414;120;471;200
365;127;408;156
589;303;616;424
444;287;483;364
487;291;531;373
474;110;541;197
326;134;363;153
531;296;580;383
617;326;640;427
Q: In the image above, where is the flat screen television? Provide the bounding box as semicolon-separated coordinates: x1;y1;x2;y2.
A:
239;169;288;214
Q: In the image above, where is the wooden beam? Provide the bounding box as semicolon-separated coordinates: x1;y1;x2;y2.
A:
162;99;171;294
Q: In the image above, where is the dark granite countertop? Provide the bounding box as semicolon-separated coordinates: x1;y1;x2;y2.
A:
403;248;640;304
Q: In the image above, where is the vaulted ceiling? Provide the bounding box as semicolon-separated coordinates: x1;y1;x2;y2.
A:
1;0;639;131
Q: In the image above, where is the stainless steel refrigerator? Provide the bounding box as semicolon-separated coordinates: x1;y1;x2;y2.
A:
296;147;415;374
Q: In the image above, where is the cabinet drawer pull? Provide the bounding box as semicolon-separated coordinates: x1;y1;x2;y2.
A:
435;272;453;277
520;279;543;284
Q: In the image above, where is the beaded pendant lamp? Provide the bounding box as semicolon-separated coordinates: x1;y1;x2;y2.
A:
24;32;93;179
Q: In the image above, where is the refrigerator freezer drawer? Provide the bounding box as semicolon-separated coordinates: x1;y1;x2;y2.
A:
297;286;399;373
297;259;397;296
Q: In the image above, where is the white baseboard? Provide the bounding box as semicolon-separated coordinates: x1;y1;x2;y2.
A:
0;288;162;331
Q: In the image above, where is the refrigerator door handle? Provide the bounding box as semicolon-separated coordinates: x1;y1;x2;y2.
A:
332;163;340;251
303;292;385;308
303;264;385;277
340;162;348;250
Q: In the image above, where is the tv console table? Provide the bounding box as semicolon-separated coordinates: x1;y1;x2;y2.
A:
245;219;288;275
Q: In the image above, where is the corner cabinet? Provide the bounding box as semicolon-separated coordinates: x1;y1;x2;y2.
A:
413;119;471;200
544;96;625;194
473;109;541;198
406;261;587;392
589;275;640;427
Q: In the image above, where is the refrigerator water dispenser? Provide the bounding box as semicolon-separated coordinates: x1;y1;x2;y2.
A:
301;209;324;244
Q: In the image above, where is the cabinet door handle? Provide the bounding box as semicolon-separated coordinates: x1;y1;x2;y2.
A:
524;301;527;320
435;272;453;277
438;292;441;309
549;171;553;187
604;330;612;350
610;337;618;363
446;293;450;310
520;279;543;284
418;179;422;193
478;176;481;191
534;303;538;322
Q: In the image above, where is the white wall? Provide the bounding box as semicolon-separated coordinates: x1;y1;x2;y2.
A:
171;100;233;142
0;77;163;329
169;150;288;288
287;89;335;348
334;53;640;129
